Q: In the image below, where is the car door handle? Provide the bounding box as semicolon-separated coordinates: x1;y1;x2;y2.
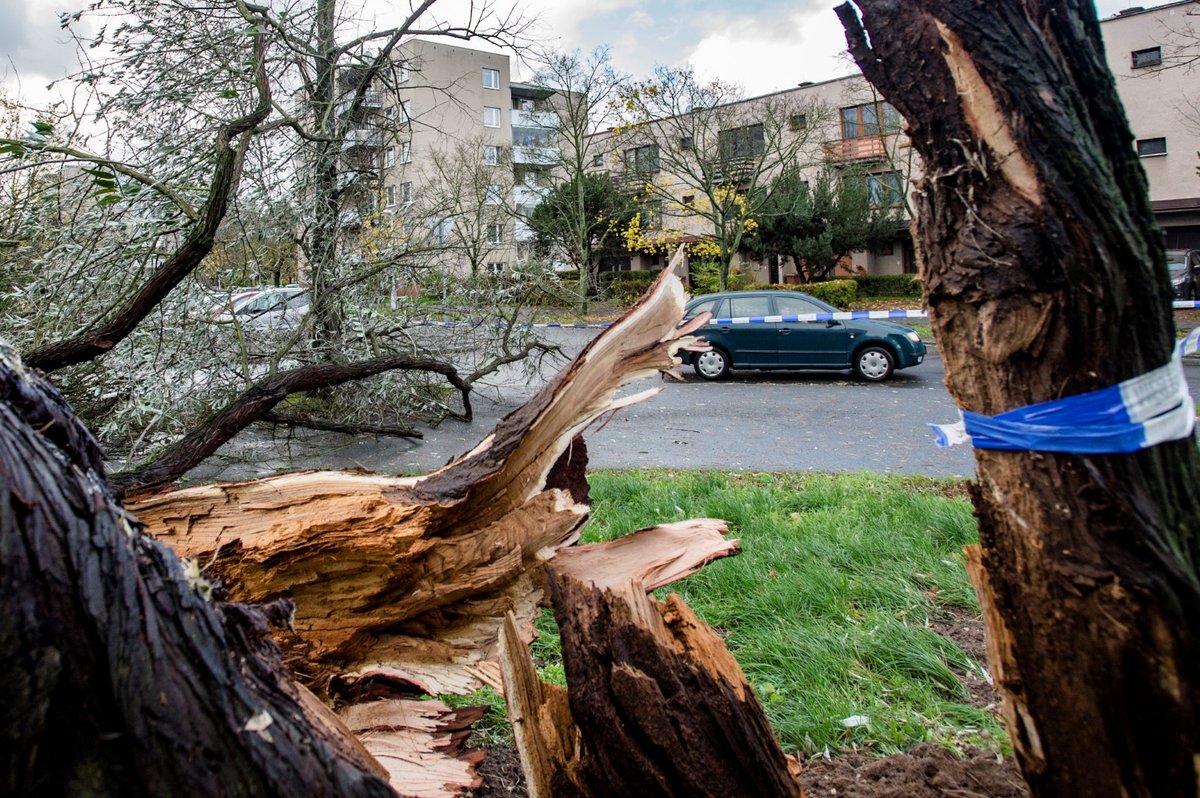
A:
719;325;731;332
778;328;790;334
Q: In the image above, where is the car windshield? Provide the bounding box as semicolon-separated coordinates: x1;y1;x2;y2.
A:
1167;250;1187;273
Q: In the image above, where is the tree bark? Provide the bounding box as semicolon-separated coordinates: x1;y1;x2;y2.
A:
0;351;394;798
836;3;1200;796
112;354;470;494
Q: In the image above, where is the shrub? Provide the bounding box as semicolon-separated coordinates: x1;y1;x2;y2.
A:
852;274;923;298
797;279;857;308
689;261;751;295
599;270;659;304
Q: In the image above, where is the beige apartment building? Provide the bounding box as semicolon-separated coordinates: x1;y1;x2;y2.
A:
336;39;560;276
587;74;916;281
586;0;1198;280
1102;1;1200;249
332;2;1196;283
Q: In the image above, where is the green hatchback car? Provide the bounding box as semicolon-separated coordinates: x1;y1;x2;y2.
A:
681;290;926;382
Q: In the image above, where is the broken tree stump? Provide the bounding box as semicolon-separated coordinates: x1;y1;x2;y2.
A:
499;520;805;798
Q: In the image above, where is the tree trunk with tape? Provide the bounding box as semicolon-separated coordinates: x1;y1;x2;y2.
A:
836;3;1200;796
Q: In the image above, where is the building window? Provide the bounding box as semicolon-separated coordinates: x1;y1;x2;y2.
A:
398;63;411;82
1136;137;1167;157
788;113;807;131
483;106;501;128
482;145;500;165
486;223;504;244
681;195;695;206
486;262;506;275
679;136;695;150
625;144;659;174
591;153;604;167
1131;47;1162;68
485;184;504;204
399;181;412;204
385;185;396;208
840;102;901;139
639;200;662;230
718;124;765;160
399;141;412;163
399;101;411;122
867;171;904;207
382;146;395;169
482;67;500;90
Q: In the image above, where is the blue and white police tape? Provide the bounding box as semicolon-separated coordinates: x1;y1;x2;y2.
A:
1174;300;1200;309
705;309;927;325
930;327;1200;454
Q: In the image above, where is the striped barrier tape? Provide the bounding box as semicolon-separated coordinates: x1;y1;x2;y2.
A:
705;309;928;325
930;326;1200;454
397;303;1195;330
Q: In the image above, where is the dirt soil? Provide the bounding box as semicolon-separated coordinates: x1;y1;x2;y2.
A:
469;605;1028;798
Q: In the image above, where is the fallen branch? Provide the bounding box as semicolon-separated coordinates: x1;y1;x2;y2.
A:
261;411;423;439
112;353;470;495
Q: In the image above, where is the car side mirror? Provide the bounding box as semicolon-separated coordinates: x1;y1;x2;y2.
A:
826;319;841;327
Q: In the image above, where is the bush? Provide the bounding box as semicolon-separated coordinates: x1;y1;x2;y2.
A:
797;279;857;308
599;270;659;304
689;261;751;295
853;274;922;298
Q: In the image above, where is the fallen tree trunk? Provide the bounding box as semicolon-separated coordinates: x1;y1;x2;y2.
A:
0;350;394;797
499;521;804;798
836;3;1200;795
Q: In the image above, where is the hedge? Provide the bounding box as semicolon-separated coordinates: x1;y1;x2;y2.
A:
851;274;923;298
599;270;659;304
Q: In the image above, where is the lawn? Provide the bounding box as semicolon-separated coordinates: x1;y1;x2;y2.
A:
462;470;1006;758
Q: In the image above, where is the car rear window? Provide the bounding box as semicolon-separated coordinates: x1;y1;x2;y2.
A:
728;296;772;318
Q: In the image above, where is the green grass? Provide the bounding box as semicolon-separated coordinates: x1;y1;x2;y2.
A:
456;471;1004;757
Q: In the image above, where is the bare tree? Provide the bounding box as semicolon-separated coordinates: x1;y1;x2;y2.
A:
607;66;827;289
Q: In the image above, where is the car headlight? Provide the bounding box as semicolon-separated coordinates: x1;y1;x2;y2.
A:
906;330;921;343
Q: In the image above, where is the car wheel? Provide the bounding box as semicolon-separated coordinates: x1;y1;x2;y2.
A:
693;348;730;380
854;345;895;382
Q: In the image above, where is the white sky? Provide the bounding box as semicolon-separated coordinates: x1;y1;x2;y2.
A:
0;0;1149;113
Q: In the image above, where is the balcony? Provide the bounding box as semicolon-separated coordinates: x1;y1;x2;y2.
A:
510;108;559;129
512;145;560;165
513;219;535;242
335;91;384;117
708;156;756;184
341;128;383;151
513;184;548;207
823;136;888;163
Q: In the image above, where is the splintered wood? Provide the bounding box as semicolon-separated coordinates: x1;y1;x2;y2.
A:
500;521;805;798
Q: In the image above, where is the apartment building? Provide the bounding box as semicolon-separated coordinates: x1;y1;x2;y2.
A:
587;0;1198;280
336;39;561;275
587;74;915;281
1102;1;1200;248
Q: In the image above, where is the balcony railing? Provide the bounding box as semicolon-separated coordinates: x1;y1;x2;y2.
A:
823;136;888;162
335;91;385;117
510;108;559;129
512;145;560;165
341;128;383;151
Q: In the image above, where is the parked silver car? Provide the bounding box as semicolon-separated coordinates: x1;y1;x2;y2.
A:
215;286;311;330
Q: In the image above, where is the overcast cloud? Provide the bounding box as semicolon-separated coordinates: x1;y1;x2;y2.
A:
0;0;1149;109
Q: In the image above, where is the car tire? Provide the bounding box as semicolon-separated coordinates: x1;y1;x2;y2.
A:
854;345;895;382
693;347;731;380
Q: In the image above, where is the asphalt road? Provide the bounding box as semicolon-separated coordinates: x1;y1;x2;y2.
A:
188;329;1200;482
